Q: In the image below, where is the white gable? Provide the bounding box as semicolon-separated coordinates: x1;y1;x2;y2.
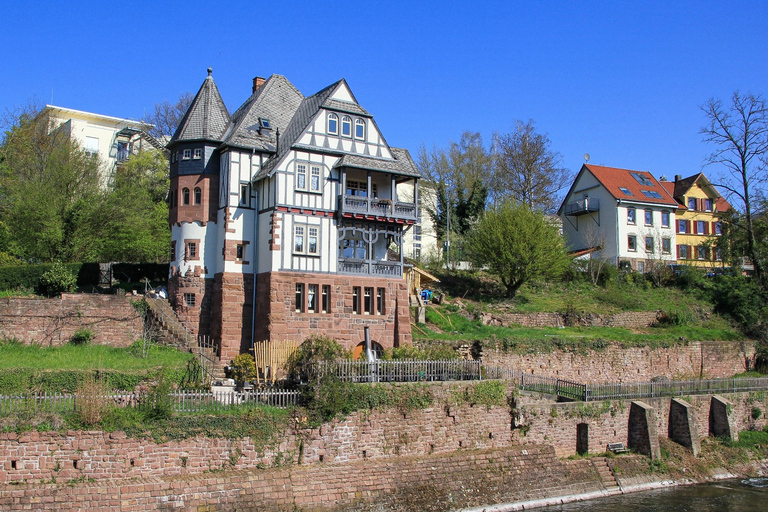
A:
330;83;355;103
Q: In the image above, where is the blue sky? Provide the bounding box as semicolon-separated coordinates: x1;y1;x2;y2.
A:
2;1;767;188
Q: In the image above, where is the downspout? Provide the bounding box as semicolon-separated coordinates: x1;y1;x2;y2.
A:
251;154;259;351
616;199;622;266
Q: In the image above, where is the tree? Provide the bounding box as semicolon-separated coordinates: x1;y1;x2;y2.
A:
464;201;570;298
701;92;768;282
418;132;491;264
491;120;571;212
0;106;103;262
143;92;193;139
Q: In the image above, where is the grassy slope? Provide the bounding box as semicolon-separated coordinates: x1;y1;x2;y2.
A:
0;343;192;371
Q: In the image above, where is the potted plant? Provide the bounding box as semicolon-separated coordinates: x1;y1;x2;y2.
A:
231;353;256;391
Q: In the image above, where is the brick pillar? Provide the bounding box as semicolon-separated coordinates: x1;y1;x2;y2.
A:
668;398;701;456
394;280;412;348
710;395;738;442
629;401;661;459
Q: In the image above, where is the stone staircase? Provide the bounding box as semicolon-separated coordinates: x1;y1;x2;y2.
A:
591;457;621;493
144;298;227;382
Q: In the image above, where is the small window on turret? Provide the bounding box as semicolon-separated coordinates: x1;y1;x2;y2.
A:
182;149;191;160
193;149;202;159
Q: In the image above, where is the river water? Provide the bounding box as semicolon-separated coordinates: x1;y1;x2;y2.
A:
545;478;768;512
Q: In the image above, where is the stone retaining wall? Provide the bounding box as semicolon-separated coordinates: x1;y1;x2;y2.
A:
0;294;143;347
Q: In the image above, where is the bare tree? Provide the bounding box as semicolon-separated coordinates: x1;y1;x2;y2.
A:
143;92;193;139
701;92;768;282
492;120;571;212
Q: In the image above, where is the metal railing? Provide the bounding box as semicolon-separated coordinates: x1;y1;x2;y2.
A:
564;198;599;216
583;377;768;402
340;195;418;221
338;259;403;276
316;359;483;383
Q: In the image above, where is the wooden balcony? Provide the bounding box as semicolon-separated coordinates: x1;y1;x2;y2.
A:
338;259;403;276
564;198;599;216
339;195;417;223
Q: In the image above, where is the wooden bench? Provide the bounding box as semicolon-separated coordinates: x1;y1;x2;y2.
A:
607;442;630;454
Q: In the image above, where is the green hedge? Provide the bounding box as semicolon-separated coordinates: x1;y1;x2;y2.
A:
0;367;188;394
0;262;169;293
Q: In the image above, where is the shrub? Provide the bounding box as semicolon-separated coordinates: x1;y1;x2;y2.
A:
69;328;93;346
285;335;347;384
141;371;174;421
231;353;256;384
38;262;77;296
74;372;112;426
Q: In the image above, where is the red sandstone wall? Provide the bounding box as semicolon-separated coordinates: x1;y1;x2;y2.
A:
482;341;754;382
0;294;142;347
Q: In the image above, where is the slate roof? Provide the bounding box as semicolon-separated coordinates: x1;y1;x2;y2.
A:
170;68;230;144
334;148;420;178
583;164;678;206
221;74;304;151
660;173;731;212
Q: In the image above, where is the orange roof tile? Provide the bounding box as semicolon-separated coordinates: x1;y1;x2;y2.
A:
584;164;678;207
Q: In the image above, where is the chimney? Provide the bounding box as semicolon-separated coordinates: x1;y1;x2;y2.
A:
252;76;266;93
674;175;682;182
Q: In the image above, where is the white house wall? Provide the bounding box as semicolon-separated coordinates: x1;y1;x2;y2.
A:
616;204;676;262
561;173;618;263
173;221;218;276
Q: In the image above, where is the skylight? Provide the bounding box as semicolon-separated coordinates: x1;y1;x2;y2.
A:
619;187;633;196
258;118;272;130
631;172;654;186
641;190;663;199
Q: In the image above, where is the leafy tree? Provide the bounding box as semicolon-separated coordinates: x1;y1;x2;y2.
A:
701;92;768;282
0;106;103;262
464;201;570;298
143;92;193;139
418;132;491;263
491;120;571;212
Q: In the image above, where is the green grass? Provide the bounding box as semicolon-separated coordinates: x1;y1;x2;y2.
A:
0;342;191;371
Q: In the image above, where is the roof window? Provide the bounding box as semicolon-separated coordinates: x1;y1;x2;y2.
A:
619;187;633;196
641;190;663;199
631;172;654;186
258;118;272;131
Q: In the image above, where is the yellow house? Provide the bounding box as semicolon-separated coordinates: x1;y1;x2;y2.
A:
661;173;730;268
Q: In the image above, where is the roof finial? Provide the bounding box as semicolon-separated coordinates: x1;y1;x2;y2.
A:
207;67;213;77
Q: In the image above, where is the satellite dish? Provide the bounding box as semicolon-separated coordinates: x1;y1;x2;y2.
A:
584;153;590;162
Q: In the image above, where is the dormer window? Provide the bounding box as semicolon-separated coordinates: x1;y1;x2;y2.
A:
328;113;338;135
258;118;272;131
355;119;365;140
341;116;352;137
193;148;202;160
182;149;191;160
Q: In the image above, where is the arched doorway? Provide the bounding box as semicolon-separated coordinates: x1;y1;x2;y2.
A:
353;340;384;360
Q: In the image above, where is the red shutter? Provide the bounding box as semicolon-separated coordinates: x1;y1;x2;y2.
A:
712;221;717;234
693;221;698;234
676;221;680;234
676;245;681;258
687;220;691;234
704;222;710;235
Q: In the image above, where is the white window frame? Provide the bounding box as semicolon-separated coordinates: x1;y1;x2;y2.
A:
310;166;321;192
193;148;202;160
355;119;365;140
182;149;191;160
328;113;338;135
294;223;319;256
341;116;352;137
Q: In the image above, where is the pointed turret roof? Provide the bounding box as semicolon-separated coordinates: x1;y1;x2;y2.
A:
170;68;230;144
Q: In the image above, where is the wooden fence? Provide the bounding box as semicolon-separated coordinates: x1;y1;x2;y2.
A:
252;339;301;384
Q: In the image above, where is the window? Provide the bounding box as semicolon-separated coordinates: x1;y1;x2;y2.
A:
619;187;633;196
628;235;637;252
296;164;307;190
714;247;722;261
661;210;670;228
310;166;321;192
341;116;352;137
182;188;190;205
347;180;375;197
85;136;99;156
662;237;671;254
687;197;697;210
644;209;653;226
627;208;636;225
182;149;191;160
240;184;249;206
170;241;176;261
183;293;196;307
307;284;318;313
695;220;708;235
645;236;654;253
341;238;366;259
352;286;361;314
715;222;722;235
637;261;645;273
186;242;197;259
679;244;689;259
631;172;654;186
376;288;385;315
328;113;338;135
678;220;687;233
363;287;373;315
194;187;202;205
355;119;365;140
294;224;319;256
295;284;305;312
704;198;713;211
258;118;272;131
321;285;330;313
641;190;663;199
236;244;245;261
193;148;202;160
697;246;709;260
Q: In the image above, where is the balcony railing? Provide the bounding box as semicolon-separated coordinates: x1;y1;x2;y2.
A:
564;198;599;216
338;259;403;276
340;195;417;221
